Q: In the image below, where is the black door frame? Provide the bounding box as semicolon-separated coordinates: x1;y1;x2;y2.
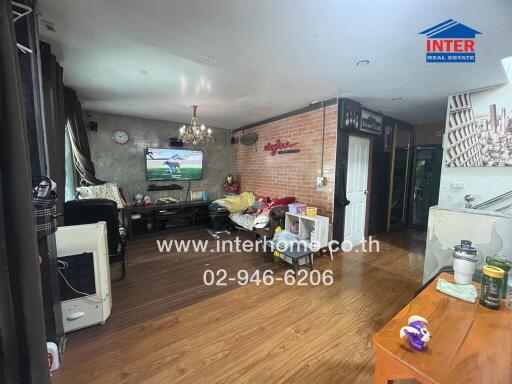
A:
333;99;416;241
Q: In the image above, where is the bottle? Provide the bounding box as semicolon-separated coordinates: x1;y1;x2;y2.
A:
507;273;512;309
479;265;505;310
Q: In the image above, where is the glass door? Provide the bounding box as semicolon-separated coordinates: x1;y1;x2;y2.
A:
408;146;443;230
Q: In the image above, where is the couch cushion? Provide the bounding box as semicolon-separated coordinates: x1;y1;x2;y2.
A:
77;182;125;208
270;196;295;207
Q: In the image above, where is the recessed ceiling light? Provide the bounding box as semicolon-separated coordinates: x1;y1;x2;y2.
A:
139;70;149;75
356;60;370;67
392;97;403;101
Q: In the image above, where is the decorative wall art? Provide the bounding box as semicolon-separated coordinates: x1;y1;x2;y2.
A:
264;139;299;156
240;133;258;145
445;91;512;167
340;99;361;130
360;109;383;135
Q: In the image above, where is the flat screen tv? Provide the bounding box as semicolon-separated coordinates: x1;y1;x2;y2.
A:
145;148;203;181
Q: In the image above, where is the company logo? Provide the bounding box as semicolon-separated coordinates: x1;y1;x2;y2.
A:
264;139;299;156
419;19;481;63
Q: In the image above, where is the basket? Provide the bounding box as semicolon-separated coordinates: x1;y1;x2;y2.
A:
34;197;57;238
306;207;318;217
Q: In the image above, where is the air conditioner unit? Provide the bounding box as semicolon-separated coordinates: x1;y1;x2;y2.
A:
55;222;111;332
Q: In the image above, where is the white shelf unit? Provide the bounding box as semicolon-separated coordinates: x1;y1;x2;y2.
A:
285;212;332;259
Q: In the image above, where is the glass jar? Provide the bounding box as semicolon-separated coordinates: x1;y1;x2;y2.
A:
486;255;512;298
479;265;505;310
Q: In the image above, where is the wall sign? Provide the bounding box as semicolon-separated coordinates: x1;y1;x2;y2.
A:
240;133;258;145
360;109;383;135
264;139;299;156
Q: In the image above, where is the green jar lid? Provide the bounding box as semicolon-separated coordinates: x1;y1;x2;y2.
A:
486;256;512;271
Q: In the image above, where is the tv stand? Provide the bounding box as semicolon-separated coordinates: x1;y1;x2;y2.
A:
125;200;211;239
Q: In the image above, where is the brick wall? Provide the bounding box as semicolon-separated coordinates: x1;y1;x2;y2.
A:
234;104;337;218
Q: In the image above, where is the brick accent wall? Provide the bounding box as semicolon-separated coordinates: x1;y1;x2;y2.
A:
234;104;337;218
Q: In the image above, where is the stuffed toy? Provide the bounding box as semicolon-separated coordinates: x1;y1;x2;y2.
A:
399;315;431;351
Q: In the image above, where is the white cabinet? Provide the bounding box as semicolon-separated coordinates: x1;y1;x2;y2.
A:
284;212;332;259
56;222;111;332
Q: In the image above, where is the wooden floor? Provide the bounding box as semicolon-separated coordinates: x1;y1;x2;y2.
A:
52;228;425;384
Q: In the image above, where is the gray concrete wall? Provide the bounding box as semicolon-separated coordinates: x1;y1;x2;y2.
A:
86;112;234;202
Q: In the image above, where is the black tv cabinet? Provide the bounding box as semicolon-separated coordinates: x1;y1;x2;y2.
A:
125;201;211;239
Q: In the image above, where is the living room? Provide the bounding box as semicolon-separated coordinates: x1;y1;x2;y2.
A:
2;1;512;384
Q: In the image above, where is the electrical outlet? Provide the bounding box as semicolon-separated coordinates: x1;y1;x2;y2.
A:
316;176;326;187
451;181;465;189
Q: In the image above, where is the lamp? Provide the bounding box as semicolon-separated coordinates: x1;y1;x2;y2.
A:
178;105;213;145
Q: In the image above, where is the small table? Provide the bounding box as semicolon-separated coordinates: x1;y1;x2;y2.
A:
266;243;314;275
372;272;512;384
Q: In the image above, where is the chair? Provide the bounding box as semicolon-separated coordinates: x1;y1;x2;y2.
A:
64;199;126;282
207;202;231;238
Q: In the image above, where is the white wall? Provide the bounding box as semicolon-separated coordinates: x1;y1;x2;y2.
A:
438;83;512;208
424;206;512;283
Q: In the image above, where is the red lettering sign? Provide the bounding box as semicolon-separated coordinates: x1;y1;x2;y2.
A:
264;139;298;156
426;39;475;52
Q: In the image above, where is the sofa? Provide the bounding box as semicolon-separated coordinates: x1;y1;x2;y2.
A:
208;192;294;239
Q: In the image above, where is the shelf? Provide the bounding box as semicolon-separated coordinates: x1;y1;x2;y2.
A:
284;212;330;248
126;201;211;239
156;212;193;219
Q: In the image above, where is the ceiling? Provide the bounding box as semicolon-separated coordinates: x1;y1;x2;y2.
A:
36;0;512;129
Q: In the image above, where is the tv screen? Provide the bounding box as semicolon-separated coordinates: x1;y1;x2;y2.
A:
145;148;203;181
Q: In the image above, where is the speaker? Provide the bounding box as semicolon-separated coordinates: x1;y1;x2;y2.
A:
169;138;184;147
89;121;98;132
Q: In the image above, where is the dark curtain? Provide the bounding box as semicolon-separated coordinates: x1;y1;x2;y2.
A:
64;87;105;185
0;1;51;383
40;42;66;216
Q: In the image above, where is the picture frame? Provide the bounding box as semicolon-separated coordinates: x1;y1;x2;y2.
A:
190;190;204;201
360;109;383;135
340;99;361;130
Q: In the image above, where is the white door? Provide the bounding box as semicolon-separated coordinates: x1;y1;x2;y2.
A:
344;136;370;247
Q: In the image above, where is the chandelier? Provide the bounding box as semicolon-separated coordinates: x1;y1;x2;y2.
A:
178;105;213;145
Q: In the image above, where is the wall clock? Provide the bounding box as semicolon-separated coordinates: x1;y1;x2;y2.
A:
112;129;129;145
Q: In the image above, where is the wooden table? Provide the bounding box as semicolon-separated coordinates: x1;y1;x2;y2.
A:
372;272;512;384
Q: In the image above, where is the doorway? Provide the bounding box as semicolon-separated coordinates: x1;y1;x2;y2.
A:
408;146;443;230
344;135;371;246
387;128;412;230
